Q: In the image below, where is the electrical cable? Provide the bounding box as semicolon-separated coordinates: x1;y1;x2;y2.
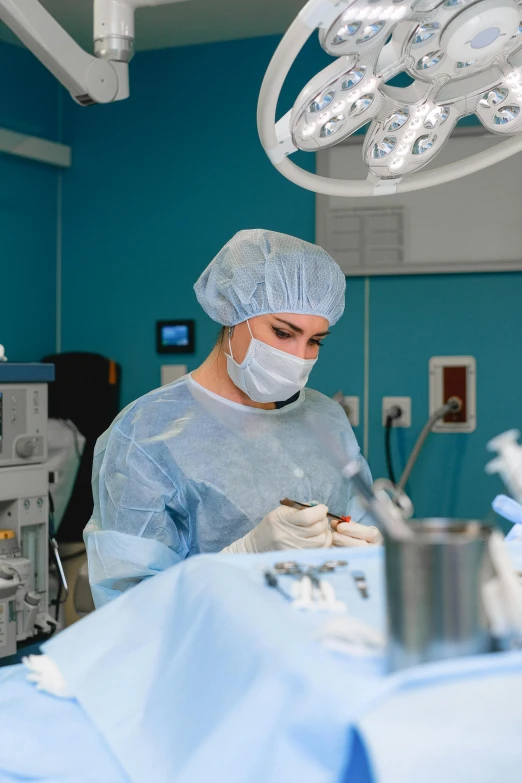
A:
397;398;461;492
384;406;403;485
48;492;68;620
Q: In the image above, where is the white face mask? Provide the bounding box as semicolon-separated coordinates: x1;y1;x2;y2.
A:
226;321;317;403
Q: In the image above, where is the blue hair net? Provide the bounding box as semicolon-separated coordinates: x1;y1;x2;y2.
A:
194;229;346;326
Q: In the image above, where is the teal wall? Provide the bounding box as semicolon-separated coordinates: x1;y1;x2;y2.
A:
54;35;520;523
367;273;520;522
60;35;330;404
0;42;60;361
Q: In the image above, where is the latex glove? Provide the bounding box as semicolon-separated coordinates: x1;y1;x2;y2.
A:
330;518;383;548
222;503;333;553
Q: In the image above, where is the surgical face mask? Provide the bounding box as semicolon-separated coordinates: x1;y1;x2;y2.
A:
226;321;317;403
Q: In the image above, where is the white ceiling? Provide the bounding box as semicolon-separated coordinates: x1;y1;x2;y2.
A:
0;0;306;51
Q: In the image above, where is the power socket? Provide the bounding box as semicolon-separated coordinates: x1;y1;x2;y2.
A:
342;396;360;427
382;397;411;427
429;356;476;433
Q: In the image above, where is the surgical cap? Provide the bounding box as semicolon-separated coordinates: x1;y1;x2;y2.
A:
194;229;346;327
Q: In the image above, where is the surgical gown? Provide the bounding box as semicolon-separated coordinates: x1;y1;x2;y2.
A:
85;374;372;607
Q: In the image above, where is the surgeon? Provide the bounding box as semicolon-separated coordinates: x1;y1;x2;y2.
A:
85;230;381;607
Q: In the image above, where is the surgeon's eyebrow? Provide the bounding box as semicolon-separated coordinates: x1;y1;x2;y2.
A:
273;317;330;337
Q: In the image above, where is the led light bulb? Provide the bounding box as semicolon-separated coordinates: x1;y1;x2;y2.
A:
412;134;437;154
320;115;346;137
371;137;396;158
417;51;444;70
357;21;386;43
412;22;439;44
479;88;509;108
350;94;375;116
386;108;409;131
390;156;405;170
340;67;366;91
493;105;520;124
309;90;335;113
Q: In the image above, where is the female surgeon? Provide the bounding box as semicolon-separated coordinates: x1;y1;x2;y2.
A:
85;230;381;607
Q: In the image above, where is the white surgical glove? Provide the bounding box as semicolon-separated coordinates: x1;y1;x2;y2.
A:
222;503;333;553
330;518;383;548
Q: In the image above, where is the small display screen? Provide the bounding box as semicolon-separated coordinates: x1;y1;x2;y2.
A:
161;324;189;348
156;320;195;354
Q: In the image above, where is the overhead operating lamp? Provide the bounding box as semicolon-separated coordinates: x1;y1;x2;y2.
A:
0;0;189;105
258;0;522;195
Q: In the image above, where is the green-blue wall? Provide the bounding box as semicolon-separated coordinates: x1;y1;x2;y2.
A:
1;35;517;523
0;42;60;361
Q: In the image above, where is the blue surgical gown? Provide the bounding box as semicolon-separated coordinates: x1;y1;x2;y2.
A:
85;374;372;607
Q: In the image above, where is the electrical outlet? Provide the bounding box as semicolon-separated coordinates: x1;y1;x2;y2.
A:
382;397;411;427
429;356;476;433
343;396;360;427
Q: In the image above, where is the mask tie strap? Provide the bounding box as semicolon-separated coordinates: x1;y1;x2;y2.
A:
228;321;254;363
227;327;235;360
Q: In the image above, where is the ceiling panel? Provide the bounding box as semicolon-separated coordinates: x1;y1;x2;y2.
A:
0;0;306;51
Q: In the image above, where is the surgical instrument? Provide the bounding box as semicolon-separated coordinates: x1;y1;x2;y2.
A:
351;571;369;600
263;570;293;602
280;498;351;525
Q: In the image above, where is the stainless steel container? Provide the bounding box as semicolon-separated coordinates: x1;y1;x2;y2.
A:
386;519;494;672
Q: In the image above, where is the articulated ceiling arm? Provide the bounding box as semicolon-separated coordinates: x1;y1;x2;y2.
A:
0;0;189;105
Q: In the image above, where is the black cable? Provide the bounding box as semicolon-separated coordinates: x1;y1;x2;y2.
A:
54;580;62;622
47;493;68;620
385;415;397;485
48;492;56;538
384;406;403;486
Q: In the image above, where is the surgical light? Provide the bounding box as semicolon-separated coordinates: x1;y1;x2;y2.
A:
257;0;522;197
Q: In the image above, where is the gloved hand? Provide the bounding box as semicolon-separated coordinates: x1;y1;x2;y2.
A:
222;503;333;553
330;518;383;548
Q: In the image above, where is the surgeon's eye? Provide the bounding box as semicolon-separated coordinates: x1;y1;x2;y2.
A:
273;327;292;340
309;338;325;347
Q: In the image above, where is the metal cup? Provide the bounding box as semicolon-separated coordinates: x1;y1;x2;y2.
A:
386;519;495;672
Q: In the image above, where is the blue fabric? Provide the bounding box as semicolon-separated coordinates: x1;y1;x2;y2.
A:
0;665;128;783
2;545;522;782
194;229;346;327
85;374;373;607
44;549;390;783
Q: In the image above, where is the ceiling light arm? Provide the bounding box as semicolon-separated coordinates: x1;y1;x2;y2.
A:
0;0;188;106
257;0;522;197
0;0;123;104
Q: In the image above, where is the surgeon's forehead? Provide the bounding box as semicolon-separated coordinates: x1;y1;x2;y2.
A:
268;313;330;333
